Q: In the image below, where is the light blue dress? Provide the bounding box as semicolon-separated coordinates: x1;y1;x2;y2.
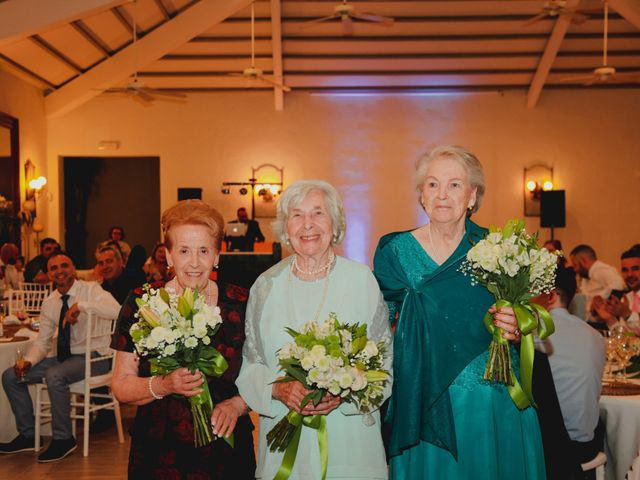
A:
385;233;546;479
237;256;393;479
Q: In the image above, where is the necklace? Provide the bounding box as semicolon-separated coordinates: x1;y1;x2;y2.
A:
293;251;335;277
288;256;334;325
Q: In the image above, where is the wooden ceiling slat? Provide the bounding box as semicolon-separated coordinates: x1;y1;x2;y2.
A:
38;24;106;69
0;39;78;85
71;20;112;56
144;57;273;72
82;9;132;52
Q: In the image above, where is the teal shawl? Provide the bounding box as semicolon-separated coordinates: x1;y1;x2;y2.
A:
373;219;494;459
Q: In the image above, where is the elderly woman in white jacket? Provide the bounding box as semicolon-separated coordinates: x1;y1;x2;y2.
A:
236;179;393;479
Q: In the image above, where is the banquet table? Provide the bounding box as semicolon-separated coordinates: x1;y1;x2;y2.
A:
600;379;640;480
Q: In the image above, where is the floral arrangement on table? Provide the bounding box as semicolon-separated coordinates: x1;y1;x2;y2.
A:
267;312;389;480
130;285;231;447
461;219;558;409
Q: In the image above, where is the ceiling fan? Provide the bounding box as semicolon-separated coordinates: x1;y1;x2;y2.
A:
302;0;394;36
560;1;640;85
523;0;589;26
104;1;186;103
228;2;290;92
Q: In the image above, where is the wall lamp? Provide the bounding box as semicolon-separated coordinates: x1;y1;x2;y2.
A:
524;165;553;217
221;164;284;218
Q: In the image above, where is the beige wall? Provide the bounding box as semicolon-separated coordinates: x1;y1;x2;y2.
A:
46;88;640;267
0;69;47;257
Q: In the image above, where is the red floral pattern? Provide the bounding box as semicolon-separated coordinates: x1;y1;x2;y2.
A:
111;282;255;479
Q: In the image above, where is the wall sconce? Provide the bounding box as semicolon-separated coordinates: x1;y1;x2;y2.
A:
524;164;553;217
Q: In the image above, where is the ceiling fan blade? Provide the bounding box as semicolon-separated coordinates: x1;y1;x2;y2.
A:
104;88;130;93
342;15;354;36
522;13;548;27
135;89;155;102
567;11;590;24
258;75;291;92
584;76;601;86
608;72;640;82
301;14;339;26
352;12;394;25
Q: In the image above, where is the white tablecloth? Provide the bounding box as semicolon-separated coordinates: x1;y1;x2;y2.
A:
600;384;640;480
0;337;34;442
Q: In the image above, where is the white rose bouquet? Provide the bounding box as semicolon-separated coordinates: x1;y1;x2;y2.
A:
267;313;389;479
130;285;231;447
461;219;558;409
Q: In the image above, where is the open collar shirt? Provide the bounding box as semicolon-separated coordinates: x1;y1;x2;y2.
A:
26;279;120;365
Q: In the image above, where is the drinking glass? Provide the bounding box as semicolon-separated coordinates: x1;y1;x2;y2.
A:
604;334;619;380
14;347;28;382
616;339;634;382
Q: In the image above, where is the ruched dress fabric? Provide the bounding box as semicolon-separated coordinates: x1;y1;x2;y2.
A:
236;256;393;479
111;282;256;480
374;228;546;480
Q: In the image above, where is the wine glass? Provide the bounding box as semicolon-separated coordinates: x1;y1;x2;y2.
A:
604;334;619;380
616;339;634;383
14;347;28;382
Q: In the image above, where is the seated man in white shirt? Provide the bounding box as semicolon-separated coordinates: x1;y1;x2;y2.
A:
591;245;640;332
570;244;625;325
0;252;120;462
533;267;606;465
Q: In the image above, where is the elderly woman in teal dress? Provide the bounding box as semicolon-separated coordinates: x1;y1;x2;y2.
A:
374;145;546;479
237;179;393;479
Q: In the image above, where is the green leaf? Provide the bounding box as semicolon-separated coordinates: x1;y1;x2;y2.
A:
159;288;170;305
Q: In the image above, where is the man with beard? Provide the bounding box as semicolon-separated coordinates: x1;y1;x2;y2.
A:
96;245;133;305
24;237;60;283
570;244;624;324
591;245;640;331
0;252;120;462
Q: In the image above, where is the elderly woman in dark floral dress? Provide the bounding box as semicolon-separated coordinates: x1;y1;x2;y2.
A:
111;200;255;479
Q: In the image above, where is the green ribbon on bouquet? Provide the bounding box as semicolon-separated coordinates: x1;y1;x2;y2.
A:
274;412;328;480
483;299;555;410
150;347;233;448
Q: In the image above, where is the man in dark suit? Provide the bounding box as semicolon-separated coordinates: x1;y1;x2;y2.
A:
225;207;265;252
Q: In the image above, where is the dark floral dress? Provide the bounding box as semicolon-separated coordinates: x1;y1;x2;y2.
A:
111;282;256;480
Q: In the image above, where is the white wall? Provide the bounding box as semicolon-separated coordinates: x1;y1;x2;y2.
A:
46;88;640;267
0;69;47;256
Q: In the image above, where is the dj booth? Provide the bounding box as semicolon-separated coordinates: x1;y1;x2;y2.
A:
217;242;282;289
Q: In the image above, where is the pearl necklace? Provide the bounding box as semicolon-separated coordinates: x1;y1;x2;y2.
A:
288;255;334;325
293;251;335;277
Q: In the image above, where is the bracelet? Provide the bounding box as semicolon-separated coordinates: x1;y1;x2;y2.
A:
148;376;164;400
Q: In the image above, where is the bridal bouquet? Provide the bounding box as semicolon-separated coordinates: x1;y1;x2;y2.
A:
130;285;231;447
267;313;389;480
461;219;558;409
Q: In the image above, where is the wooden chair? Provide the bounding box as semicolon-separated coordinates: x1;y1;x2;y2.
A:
34;312;124;456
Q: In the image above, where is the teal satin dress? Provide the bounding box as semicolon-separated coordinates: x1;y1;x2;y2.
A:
375;230;546;480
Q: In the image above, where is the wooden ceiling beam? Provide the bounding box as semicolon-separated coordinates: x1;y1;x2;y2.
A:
0;0;125;47
526;0;581;108
271;0;285;110
44;0;253;118
609;0;640;30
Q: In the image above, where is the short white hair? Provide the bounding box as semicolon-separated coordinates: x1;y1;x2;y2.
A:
273;179;346;246
415;144;486;215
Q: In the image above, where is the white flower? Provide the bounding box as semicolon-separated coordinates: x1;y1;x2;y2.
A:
193;326;208;339
316;356;331;371
338;372;354;389
192;312;208;330
328;382;341;396
351;369;368;391
310;345;327;363
164;344;176;356
308;368;322;383
202;336;211;345
278;344;293;360
301;356;314;370
362;341;379;359
150;326;170;344
185;337;198;348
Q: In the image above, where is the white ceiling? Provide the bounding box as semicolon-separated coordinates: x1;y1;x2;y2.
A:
0;0;638;115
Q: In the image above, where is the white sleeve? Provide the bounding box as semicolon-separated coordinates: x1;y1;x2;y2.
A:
339;275;393;416
236;278;279;418
77;282;121;320
25;300;56;365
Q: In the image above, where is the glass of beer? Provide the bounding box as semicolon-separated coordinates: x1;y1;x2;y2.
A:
15;347;28;382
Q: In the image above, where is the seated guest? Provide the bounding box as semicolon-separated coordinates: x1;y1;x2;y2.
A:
144;242;171;283
100;226;131;262
224;207;265;252
533;267;606;466
570;244;624;322
122;245;147;290
591;245;640;331
96;245;134;305
24;237;60;283
1;242;21;290
0;252;120;462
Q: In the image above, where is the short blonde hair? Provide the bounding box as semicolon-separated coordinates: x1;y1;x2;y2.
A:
161;200;224;251
273;180;346;246
415;144;486;215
